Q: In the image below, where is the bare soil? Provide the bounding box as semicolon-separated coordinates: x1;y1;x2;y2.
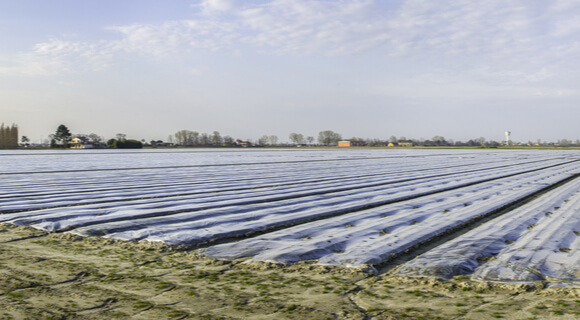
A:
1;224;580;320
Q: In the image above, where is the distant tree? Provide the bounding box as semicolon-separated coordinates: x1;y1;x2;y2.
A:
174;131;185;145
367;138;383;147
21;135;29;144
389;136;397;143
289;133;305;145
50;124;72;148
200;133;210;146
123;139;142;148
465;139;479;146
211;131;223;146
106;138;117;148
191;131;200;145
317;130;342;145
223;135;234;146
88;133;102;142
0;123;18;148
306;136;314;145
175;130;188;145
258;135;269;146
108;139;142;149
174;130;200;146
269;135;278;146
432;136;447;146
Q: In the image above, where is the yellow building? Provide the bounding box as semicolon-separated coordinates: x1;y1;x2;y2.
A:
388;142;413;147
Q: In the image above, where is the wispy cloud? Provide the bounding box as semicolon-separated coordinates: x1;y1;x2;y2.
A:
2;0;580;84
234;0;391;55
0;53;69;77
198;0;236;13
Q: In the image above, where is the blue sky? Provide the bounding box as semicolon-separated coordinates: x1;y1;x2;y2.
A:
1;0;580;144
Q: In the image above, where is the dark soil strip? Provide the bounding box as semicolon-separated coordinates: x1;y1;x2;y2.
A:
374;172;580;275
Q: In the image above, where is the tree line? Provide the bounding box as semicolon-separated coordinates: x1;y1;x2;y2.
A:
169;129;345;147
0;123;18;148
11;123;580;149
172;130;233;146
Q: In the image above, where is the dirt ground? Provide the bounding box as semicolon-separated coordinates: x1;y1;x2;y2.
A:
1;224;580;320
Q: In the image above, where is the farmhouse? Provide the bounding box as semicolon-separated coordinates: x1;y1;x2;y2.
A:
234;140;252;147
388;141;414;147
338;140;367;147
70;137;105;149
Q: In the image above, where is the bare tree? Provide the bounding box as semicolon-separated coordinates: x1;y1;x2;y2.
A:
306;136;314;145
223;135;234;146
88;133;102;142
258;135;269;146
269;135;278;146
211;131;223;146
200;133;210;146
317;130;342;145
174;130;190;145
289;133;305;145
174;130;201;146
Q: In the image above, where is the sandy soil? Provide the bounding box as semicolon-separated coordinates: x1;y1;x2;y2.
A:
1;224;580;320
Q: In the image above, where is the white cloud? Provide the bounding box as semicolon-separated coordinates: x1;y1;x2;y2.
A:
3;0;580;85
468;65;553;85
0;53;70;77
199;0;236;13
532;88;576;98
234;0;390;55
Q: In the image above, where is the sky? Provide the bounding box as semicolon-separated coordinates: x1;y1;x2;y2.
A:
1;0;580;144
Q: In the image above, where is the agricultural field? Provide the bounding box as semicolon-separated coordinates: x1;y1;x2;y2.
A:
2;148;580;319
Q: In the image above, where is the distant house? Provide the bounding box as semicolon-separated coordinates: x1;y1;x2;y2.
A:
70;137;105;149
149;140;174;147
338;140;367;147
70;137;89;149
388;141;413;147
234;140;252;147
398;141;413;147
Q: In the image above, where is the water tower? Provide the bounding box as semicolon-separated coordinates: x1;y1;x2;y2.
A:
505;131;511;145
